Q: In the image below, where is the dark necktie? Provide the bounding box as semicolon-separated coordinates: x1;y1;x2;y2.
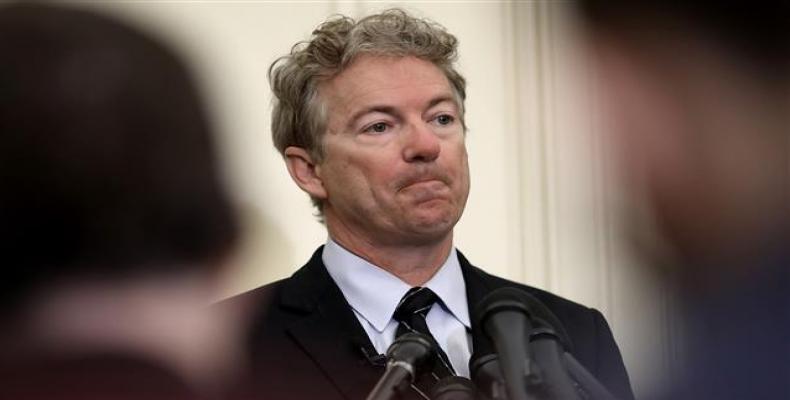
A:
393;287;456;399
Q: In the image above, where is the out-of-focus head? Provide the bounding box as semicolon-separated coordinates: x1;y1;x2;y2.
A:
577;2;790;267
0;4;238;308
269;8;467;215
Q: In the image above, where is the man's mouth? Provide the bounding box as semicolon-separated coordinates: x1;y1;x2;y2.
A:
396;169;450;191
399;180;449;202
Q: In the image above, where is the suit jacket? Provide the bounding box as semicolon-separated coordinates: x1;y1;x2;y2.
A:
224;246;634;400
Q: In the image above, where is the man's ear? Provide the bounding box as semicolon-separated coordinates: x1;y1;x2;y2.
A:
284;146;327;200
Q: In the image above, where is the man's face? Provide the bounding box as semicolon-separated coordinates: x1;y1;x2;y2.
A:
315;55;470;246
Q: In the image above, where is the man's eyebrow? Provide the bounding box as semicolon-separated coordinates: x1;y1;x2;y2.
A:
426;95;458;110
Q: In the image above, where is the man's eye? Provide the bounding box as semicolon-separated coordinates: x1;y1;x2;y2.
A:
436;114;454;125
365;122;389;133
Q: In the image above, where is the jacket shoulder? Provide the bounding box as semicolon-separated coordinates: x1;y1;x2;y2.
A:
465;262;594;319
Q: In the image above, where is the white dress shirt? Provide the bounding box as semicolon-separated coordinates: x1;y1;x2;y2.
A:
323;238;473;377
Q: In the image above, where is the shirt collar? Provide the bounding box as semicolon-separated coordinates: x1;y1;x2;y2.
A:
322;238;471;333
423;249;471;330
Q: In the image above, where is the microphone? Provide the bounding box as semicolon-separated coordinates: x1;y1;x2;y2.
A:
473;287;537;400
470;353;507;400
365;332;435;400
526;326;580;399
474;287;619;400
431;376;477;400
517;290;618;400
470;314;507;400
431;376;478;400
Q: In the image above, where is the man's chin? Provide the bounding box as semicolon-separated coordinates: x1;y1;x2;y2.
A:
403;209;459;239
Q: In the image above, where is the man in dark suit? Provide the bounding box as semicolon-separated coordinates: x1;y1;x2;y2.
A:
226;9;633;400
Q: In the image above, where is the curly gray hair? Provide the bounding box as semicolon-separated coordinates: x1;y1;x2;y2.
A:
269;8;467;213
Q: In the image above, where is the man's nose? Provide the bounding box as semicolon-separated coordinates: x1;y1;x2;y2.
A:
402;122;441;162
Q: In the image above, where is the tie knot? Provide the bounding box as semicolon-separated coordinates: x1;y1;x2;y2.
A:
393;287;440;322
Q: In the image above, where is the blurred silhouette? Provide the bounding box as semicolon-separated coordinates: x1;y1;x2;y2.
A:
578;2;789;399
0;3;243;399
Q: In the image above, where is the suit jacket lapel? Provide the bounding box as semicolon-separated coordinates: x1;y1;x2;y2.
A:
457;250;500;359
279;247;384;400
458;250;496;316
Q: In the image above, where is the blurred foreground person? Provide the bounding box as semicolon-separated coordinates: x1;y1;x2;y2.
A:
579;2;789;399
0;3;242;399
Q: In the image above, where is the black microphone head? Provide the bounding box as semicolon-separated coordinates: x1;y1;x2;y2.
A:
470;287;528;379
473;287;573;352
512;291;572;352
469;308;500;398
430;376;477;400
470;353;500;385
386;332;435;373
473;287;531;330
471;354;511;400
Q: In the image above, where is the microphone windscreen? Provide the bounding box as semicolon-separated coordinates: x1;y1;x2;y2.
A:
514;290;572;352
431;376;477;400
473;287;530;329
469;353;502;398
387;332;435;371
473;287;572;352
470;287;529;365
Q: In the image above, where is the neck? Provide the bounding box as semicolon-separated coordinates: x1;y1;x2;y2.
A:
327;221;454;287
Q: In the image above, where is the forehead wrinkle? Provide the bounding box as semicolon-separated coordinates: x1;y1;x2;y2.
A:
350;85;457;116
322;56;459;133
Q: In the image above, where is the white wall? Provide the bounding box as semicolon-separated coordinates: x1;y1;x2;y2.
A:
63;1;673;396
